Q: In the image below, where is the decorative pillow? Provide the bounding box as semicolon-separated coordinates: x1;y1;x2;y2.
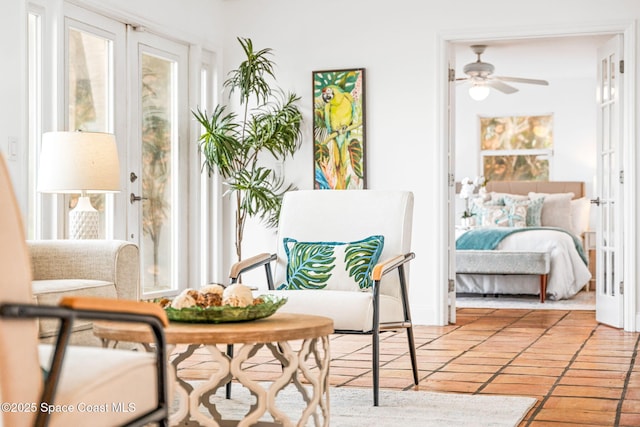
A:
471;198;502;224
278;235;385;291
480;205;527;227
504;195;545;227
529;192;574;230
570;197;591;236
489;192;528;205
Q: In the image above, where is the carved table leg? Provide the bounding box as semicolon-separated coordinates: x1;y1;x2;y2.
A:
171;337;330;427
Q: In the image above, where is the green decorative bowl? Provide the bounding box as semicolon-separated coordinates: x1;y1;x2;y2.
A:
164;294;287;324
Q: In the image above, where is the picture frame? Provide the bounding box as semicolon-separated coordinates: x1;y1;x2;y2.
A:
479;114;553;181
312;68;366;189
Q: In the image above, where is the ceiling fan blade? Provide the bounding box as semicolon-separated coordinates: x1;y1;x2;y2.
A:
495;76;549;86
486;79;518;94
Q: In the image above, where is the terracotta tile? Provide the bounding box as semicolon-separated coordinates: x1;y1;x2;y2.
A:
552;385;623;399
624;388;640;401
502;366;566;377
534;407;617;425
175;308;640;425
619;413;640;426
543;396;618;411
564;369;628;380
419;379;481;393
426;371;492;383
480;382;552;397
492;374;556;386
559;375;625;388
620;398;640;413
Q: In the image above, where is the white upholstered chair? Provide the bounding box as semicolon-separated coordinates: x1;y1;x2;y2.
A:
230;189;418;406
0;153;170;427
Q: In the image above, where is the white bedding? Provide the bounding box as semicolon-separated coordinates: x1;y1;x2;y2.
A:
456;228;592;300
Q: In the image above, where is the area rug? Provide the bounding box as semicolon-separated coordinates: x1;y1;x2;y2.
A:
456;289;595;310
186;382;537;427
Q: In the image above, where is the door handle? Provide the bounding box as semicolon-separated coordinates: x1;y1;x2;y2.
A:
590;197;601;206
130;193;148;204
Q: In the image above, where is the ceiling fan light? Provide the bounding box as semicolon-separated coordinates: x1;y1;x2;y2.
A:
469;84;490;101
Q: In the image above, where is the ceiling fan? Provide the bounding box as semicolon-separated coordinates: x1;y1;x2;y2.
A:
457;45;549;98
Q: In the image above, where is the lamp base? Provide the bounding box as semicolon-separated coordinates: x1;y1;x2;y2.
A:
69;196;99;239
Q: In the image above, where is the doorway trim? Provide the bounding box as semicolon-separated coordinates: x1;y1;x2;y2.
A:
436;21;637;331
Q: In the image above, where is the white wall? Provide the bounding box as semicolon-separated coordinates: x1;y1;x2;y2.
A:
3;0;640;326
217;0;640;326
0;1;27;211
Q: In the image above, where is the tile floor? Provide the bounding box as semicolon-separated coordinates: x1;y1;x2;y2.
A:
178;307;640;426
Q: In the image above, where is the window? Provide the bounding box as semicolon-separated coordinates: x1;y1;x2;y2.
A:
198;49;223;286
65;20;116;238
27;8;43;239
25;2;220;295
479;114;553;181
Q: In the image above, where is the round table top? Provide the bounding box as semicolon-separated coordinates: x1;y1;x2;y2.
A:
93;312;334;345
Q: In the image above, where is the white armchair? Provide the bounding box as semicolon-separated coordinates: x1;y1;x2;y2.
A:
0;154;170;427
230;189;418;406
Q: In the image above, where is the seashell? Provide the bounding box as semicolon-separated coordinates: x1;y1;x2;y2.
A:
222;283;254;307
200;284;225;296
170;290;197;309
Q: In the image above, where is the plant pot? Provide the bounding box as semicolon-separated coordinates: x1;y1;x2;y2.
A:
461;217;476;228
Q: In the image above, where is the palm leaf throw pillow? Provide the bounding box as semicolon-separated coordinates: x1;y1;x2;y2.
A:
278;235;385;291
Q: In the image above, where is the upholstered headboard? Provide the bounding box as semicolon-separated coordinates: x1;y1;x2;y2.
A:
485;181;584;199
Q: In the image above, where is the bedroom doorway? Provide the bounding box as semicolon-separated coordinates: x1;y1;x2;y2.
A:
440;24;637;330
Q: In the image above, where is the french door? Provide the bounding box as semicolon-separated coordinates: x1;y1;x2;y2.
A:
63;6;190;298
595;35;624;328
127;29;189;298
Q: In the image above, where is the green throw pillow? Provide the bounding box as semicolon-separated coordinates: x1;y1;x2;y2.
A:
278;235;385;291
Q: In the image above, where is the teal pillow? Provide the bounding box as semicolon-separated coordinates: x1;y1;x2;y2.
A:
278;235;385;291
504;196;545;226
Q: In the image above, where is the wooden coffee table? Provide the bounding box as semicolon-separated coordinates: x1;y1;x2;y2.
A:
94;313;333;427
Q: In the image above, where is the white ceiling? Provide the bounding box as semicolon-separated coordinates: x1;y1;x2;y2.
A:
454;34;613;80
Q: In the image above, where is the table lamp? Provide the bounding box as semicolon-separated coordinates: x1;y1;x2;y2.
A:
38;131;120;239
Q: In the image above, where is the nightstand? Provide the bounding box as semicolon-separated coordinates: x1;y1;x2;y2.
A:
583;231;596;291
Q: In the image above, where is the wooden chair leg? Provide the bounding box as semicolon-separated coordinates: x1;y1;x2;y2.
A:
540;274;548;303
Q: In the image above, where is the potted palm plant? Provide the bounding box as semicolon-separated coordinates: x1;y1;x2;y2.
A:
193;37;303;261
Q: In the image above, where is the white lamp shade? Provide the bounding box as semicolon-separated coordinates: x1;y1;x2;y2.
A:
469;84;490;101
38;131;120;193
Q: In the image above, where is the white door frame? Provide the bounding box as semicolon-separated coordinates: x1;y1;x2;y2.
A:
436;21;637;331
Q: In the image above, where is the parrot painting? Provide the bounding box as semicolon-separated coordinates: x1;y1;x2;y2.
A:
313;69;365;190
322;85;356;148
321;85;358;189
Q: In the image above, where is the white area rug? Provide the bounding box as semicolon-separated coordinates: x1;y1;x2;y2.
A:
189;382;537;427
456;289;595;310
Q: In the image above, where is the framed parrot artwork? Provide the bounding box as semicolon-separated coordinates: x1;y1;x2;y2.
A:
313;68;366;190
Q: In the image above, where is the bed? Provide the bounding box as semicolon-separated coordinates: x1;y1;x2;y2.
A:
455;181;592;301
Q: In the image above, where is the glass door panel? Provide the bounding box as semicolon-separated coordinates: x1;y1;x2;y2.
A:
140;52;176;293
65;20;115;238
129;31;189;299
595;35;624;327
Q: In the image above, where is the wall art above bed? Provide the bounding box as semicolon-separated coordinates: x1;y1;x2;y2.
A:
480;114;553;182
